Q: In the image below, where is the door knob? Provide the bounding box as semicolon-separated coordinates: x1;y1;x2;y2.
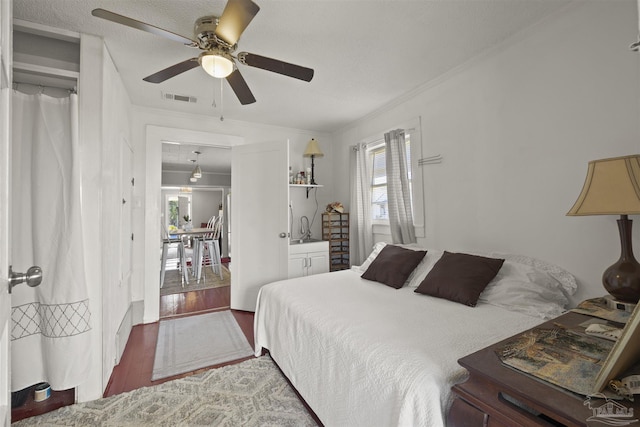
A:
8;265;43;293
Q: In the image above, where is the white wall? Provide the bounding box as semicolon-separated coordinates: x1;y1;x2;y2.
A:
162;170;231;187
77;33;103;402
289;137;332;243
331;1;640;305
76;34;132;401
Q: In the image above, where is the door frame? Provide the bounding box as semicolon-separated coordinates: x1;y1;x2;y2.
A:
143;126;242;323
0;0;12;423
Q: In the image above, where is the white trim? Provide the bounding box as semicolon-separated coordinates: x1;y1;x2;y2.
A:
13;61;79;79
13;18;80;43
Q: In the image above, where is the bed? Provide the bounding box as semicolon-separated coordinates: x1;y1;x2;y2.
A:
254;243;578;426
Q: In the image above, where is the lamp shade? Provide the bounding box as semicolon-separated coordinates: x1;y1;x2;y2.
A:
303;138;324;158
567;155;640;216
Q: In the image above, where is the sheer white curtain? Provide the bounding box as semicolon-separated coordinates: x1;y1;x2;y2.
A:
10;91;92;391
350;143;373;265
384;129;416;244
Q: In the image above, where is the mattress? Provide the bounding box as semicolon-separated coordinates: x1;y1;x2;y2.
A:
254;269;543;427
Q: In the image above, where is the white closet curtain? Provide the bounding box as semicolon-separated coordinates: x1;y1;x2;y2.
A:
350;143;373;265
10;91;92;391
384;129;416;244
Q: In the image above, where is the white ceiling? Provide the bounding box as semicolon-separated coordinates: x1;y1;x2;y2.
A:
162;142;232;174
13;0;574;138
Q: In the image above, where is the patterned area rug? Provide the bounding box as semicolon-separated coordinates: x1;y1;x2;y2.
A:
13;356;318;426
160;265;230;296
152;311;253;380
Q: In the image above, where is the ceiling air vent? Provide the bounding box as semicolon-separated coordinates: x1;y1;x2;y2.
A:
161;92;197;103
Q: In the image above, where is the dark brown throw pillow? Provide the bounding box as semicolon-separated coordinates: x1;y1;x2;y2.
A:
361;245;427;289
414;251;504;306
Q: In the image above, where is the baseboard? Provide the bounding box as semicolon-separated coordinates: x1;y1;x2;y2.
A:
131;300;144;326
114;301;144;365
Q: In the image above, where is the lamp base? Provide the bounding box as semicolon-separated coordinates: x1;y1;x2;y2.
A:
602;216;640;304
604;294;637;313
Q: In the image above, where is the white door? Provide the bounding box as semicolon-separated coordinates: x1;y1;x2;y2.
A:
120;138;133;288
0;0;11;424
231;140;289;311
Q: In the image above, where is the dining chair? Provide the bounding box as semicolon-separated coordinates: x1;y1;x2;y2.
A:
160;223;190;287
193;215;223;282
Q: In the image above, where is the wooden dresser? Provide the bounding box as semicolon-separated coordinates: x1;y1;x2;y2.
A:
449;311;640;426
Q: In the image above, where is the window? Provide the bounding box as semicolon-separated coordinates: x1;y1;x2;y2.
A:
369;134;412;222
165;193;191;229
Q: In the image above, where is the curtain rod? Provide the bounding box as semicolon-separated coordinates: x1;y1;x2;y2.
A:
352;127;418;151
13;81;77;94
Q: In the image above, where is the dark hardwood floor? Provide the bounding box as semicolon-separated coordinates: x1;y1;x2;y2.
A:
106;284;254;396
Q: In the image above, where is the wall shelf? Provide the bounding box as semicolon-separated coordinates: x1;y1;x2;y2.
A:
290;184;323;198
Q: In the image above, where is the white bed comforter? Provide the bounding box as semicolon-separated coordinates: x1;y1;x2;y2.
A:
254;269;543;427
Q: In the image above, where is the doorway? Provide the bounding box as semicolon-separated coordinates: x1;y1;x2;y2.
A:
159;142;232;318
143;126;242;323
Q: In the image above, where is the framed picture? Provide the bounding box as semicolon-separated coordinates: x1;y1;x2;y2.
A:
593;300;640;393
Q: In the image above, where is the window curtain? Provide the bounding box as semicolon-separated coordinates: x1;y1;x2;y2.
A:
634;0;640;52
10;91;92;391
350;143;373;265
384;129;416;244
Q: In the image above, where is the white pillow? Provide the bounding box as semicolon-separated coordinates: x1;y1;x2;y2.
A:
351;242;388;274
405;248;444;288
490;252;578;298
479;261;570;319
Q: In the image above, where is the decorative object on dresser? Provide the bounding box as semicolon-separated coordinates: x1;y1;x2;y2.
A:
567;154;640;303
449;311;640;427
322;211;349;271
303;138;323;185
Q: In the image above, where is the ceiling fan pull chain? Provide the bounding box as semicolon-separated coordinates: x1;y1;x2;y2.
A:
220;78;224;122
211;79;217;108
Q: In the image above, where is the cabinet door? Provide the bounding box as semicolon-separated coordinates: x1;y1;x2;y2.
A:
288;253;307;279
308;251;329;275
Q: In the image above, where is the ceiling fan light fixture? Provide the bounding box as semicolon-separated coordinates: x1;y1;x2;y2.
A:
199;50;234;78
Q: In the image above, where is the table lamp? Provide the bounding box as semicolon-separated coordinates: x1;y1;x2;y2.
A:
567;155;640;303
303;138;323;185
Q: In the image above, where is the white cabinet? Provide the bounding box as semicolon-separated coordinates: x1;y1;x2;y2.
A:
289;240;329;278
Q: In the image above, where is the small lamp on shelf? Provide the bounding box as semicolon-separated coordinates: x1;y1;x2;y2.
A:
303;138;324;185
567;154;640;304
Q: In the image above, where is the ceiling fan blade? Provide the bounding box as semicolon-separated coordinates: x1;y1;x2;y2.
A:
238;52;314;82
226;69;256;105
215;0;260;46
92;9;196;45
143;58;200;83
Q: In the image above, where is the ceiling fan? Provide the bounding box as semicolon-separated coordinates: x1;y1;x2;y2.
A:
91;0;314;105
